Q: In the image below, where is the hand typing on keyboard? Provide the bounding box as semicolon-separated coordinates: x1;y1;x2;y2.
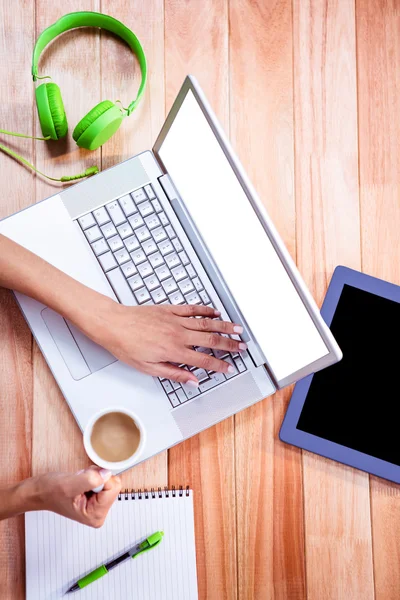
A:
80;302;247;386
0;234;246;387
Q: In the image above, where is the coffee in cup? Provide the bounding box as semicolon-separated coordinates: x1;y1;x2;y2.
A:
83;407;145;472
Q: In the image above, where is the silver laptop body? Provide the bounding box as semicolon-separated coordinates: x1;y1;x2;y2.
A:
0;76;341;466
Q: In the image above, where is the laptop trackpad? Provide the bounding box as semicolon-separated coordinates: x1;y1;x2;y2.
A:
41;308;117;381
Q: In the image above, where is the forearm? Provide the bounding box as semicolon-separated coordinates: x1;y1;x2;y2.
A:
0;479;39;520
0;234;114;332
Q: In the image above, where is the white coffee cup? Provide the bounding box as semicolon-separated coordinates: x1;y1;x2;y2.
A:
83;407;146;491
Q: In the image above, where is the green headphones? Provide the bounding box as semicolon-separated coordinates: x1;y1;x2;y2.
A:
0;11;147;181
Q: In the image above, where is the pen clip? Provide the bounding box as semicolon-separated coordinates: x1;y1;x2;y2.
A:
132;531;164;559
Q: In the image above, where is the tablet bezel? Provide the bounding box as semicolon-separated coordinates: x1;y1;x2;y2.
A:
280;265;400;484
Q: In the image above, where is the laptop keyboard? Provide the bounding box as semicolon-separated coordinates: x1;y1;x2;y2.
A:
77;184;247;407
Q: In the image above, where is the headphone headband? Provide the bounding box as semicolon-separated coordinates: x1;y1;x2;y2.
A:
32;11;147;115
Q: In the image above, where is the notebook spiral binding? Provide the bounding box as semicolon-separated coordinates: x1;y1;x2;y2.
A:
118;485;190;501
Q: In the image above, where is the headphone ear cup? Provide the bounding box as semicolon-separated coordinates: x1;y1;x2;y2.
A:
73;100;123;151
35;83;68;140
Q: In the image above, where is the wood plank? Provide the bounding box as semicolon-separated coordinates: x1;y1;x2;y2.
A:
100;0;167;490
32;0;101;480
229;2;303;599
0;1;35;597
164;2;236;598
356;1;400;598
293;1;375;599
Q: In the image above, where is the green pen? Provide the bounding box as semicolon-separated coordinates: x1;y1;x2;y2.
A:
66;531;164;593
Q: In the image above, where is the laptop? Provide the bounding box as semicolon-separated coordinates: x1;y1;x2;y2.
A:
0;76;342;465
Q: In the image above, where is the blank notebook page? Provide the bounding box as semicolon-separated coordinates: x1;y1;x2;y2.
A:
25;490;198;600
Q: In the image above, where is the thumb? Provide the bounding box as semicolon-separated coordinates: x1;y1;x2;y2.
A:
69;466;112;496
155;362;199;386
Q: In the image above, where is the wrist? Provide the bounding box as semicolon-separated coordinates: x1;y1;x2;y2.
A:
13;477;45;513
71;292;120;344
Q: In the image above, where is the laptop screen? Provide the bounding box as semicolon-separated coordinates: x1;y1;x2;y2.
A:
157;88;328;382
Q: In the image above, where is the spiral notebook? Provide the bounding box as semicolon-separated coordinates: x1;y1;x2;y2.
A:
25;487;198;600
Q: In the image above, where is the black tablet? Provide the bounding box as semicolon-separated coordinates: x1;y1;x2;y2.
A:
280;266;400;483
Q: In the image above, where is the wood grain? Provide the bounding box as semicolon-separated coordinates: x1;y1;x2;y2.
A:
0;1;35;598
356;1;400;598
100;0;167;490
164;2;237;599
229;1;304;599
293;1;374;599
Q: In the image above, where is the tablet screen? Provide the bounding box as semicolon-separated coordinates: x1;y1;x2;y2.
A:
297;284;400;466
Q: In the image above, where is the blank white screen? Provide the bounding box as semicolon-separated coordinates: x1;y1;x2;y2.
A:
158;90;327;381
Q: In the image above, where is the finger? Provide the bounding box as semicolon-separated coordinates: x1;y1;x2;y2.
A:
187;332;247;354
182;349;235;375
69;466;112;496
171;304;220;319
183;317;244;337
95;476;122;507
152;362;199;385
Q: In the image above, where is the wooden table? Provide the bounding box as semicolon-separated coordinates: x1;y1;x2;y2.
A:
1;1;399;598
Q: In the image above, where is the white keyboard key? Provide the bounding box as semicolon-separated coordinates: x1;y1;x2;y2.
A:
121;260;137;278
165;253;180;269
119;194;136;217
181;381;200;399
132;188;147;203
192;277;203;292
149;252;164;268
172;237;183;253
200;290;210;304
186;291;201;305
158;239;174;256
168;392;180;408
127;273;143;291
151;287;167;303
92;207;109;226
106;201;125;226
136;226;151;242
144;214;160;230
114;248;130;265
192;368;209;382
162;278;178;294
175;388;187;404
213;349;229;360
178;278;194;294
159;211;169;226
144;184;156;200
162;380;174;394
144;299;154;305
151;199;162;212
124;235;140;253
91;237;108;256
138;201;154;217
106;267;137;305
234;357;246;373
152;226;167;243
142;238;158;255
199;372;225;392
178;251;190;265
84;225;102;243
101;222;117;239
78;213;96;230
165;225;176;239
117;222;133;239
134;287;151;304
138;261;153;278
108;235;124;252
155;264;171;281
128;213;144;229
186;263;196;278
131;248;146;265
169;290;185;305
143;274;160;292
98;251;117;272
171;264;187;282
